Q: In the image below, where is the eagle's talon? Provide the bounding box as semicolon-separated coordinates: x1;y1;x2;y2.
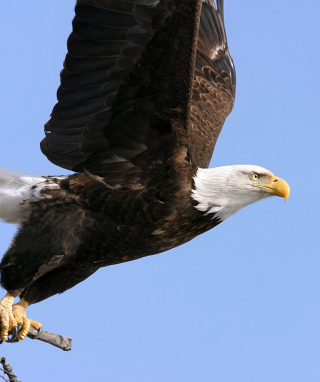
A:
0;293;16;342
10;325;19;342
34;326;43;339
12;326;18;340
16;316;30;341
6;326;18;342
29;326;43;339
0;296;42;343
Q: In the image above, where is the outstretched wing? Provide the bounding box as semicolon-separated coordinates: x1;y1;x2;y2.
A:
41;0;235;181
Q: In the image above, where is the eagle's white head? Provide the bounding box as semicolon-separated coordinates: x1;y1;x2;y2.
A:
191;165;290;221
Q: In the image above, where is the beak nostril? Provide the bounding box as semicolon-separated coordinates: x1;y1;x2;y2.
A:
273;179;278;183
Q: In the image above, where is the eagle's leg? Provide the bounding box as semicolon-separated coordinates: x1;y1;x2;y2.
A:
11;298;42;341
0;292;17;342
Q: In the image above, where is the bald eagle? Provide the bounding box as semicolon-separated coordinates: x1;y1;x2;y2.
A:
0;0;289;343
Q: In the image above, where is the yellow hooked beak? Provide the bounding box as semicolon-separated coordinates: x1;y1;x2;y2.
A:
254;175;290;202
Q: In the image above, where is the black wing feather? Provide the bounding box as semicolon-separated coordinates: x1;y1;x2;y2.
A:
42;0;235;178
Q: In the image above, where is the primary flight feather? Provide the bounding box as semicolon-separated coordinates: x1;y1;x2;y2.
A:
0;0;289;343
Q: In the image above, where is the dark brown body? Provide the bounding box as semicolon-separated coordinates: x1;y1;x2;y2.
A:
0;167;219;304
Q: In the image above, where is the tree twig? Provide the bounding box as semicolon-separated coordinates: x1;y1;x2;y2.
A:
0;358;18;382
27;327;72;351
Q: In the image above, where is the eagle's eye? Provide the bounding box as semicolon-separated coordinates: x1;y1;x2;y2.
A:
250;173;259;181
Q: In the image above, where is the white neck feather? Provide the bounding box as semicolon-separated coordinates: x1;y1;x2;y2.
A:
191;165;270;221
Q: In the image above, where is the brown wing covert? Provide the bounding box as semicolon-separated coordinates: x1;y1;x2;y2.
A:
189;0;236;169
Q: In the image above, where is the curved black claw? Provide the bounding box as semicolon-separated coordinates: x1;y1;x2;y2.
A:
17;322;23;333
0;340;3;345
31;326;43;339
6;323;23;343
6;326;19;343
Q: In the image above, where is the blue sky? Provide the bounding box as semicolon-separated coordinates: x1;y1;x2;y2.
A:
0;1;319;381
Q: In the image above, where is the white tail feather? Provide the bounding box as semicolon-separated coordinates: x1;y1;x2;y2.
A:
0;167;46;224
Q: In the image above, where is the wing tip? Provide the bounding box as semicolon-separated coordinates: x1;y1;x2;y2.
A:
216;0;224;22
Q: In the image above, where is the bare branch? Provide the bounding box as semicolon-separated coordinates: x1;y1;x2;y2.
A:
0;358;18;382
0;368;10;382
27;327;72;351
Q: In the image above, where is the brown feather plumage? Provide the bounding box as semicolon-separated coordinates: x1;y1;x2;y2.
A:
1;0;235;306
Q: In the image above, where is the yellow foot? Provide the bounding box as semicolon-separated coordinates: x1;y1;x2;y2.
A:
12;299;42;341
0;293;42;343
0;293;16;342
